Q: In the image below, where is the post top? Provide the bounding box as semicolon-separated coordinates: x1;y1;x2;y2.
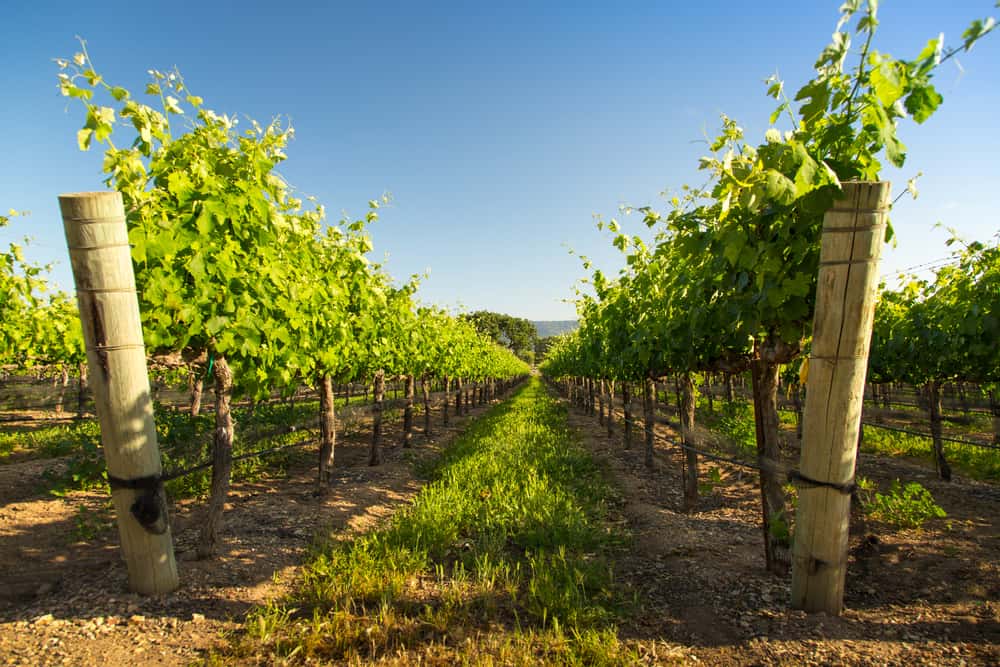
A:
58;191;121;199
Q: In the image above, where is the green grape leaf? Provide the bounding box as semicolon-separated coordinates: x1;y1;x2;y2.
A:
903;84;943;124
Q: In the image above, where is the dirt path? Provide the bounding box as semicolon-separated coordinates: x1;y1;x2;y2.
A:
0;395;503;667
561;391;1000;666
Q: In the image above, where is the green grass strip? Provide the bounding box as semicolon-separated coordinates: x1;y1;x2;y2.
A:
216;377;636;665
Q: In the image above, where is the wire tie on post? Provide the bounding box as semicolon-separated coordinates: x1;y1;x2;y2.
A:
809;354;869;361
76;287;138;294
821;223;886;233
788;469;856;495
827;207;888;214
68;215;128;225
86;343;146;353
818;259;878;267
68;243;133;251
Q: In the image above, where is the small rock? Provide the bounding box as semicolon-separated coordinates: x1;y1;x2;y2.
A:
129;615;146;625
34;613;54;624
191;613;205;623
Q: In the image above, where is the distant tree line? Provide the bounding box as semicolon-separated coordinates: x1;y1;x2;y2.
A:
462;311;538;364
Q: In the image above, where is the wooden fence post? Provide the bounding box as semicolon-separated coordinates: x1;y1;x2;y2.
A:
791;181;890;614
59;191;178;595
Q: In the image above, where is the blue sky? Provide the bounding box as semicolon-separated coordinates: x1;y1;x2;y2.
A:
2;0;998;320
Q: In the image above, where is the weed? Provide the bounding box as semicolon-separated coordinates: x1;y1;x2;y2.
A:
861;479;946;529
698;467;724;495
71;501;113;541
43;438;107;496
768;510;791;545
703;402;756;455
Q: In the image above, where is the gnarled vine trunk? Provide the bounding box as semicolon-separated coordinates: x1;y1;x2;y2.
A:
927;380;951;481
751;355;790;575
76;362;88;419
673;377;681;416
190;374;204;417
422;377;432;438
990;390;1000;446
623;382;632;449
370;370;385;466
403;374;414;448
680;372;698;512
598;378;605;425
958;382;970;418
792;382;803;441
442;376;451;425
198;355;234;559
55;365;69;414
643;377;655;468
606;380;615;437
317;373;336;491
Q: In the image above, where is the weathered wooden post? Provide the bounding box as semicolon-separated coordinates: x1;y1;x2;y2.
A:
59;191;178;594
791;181;890;614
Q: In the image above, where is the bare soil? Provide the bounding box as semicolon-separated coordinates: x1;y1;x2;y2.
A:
0;395;495;667
567;393;1000;666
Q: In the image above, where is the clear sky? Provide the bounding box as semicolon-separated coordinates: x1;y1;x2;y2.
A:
2;1;997;321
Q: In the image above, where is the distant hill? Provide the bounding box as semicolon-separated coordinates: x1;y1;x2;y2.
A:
532;320;578;338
